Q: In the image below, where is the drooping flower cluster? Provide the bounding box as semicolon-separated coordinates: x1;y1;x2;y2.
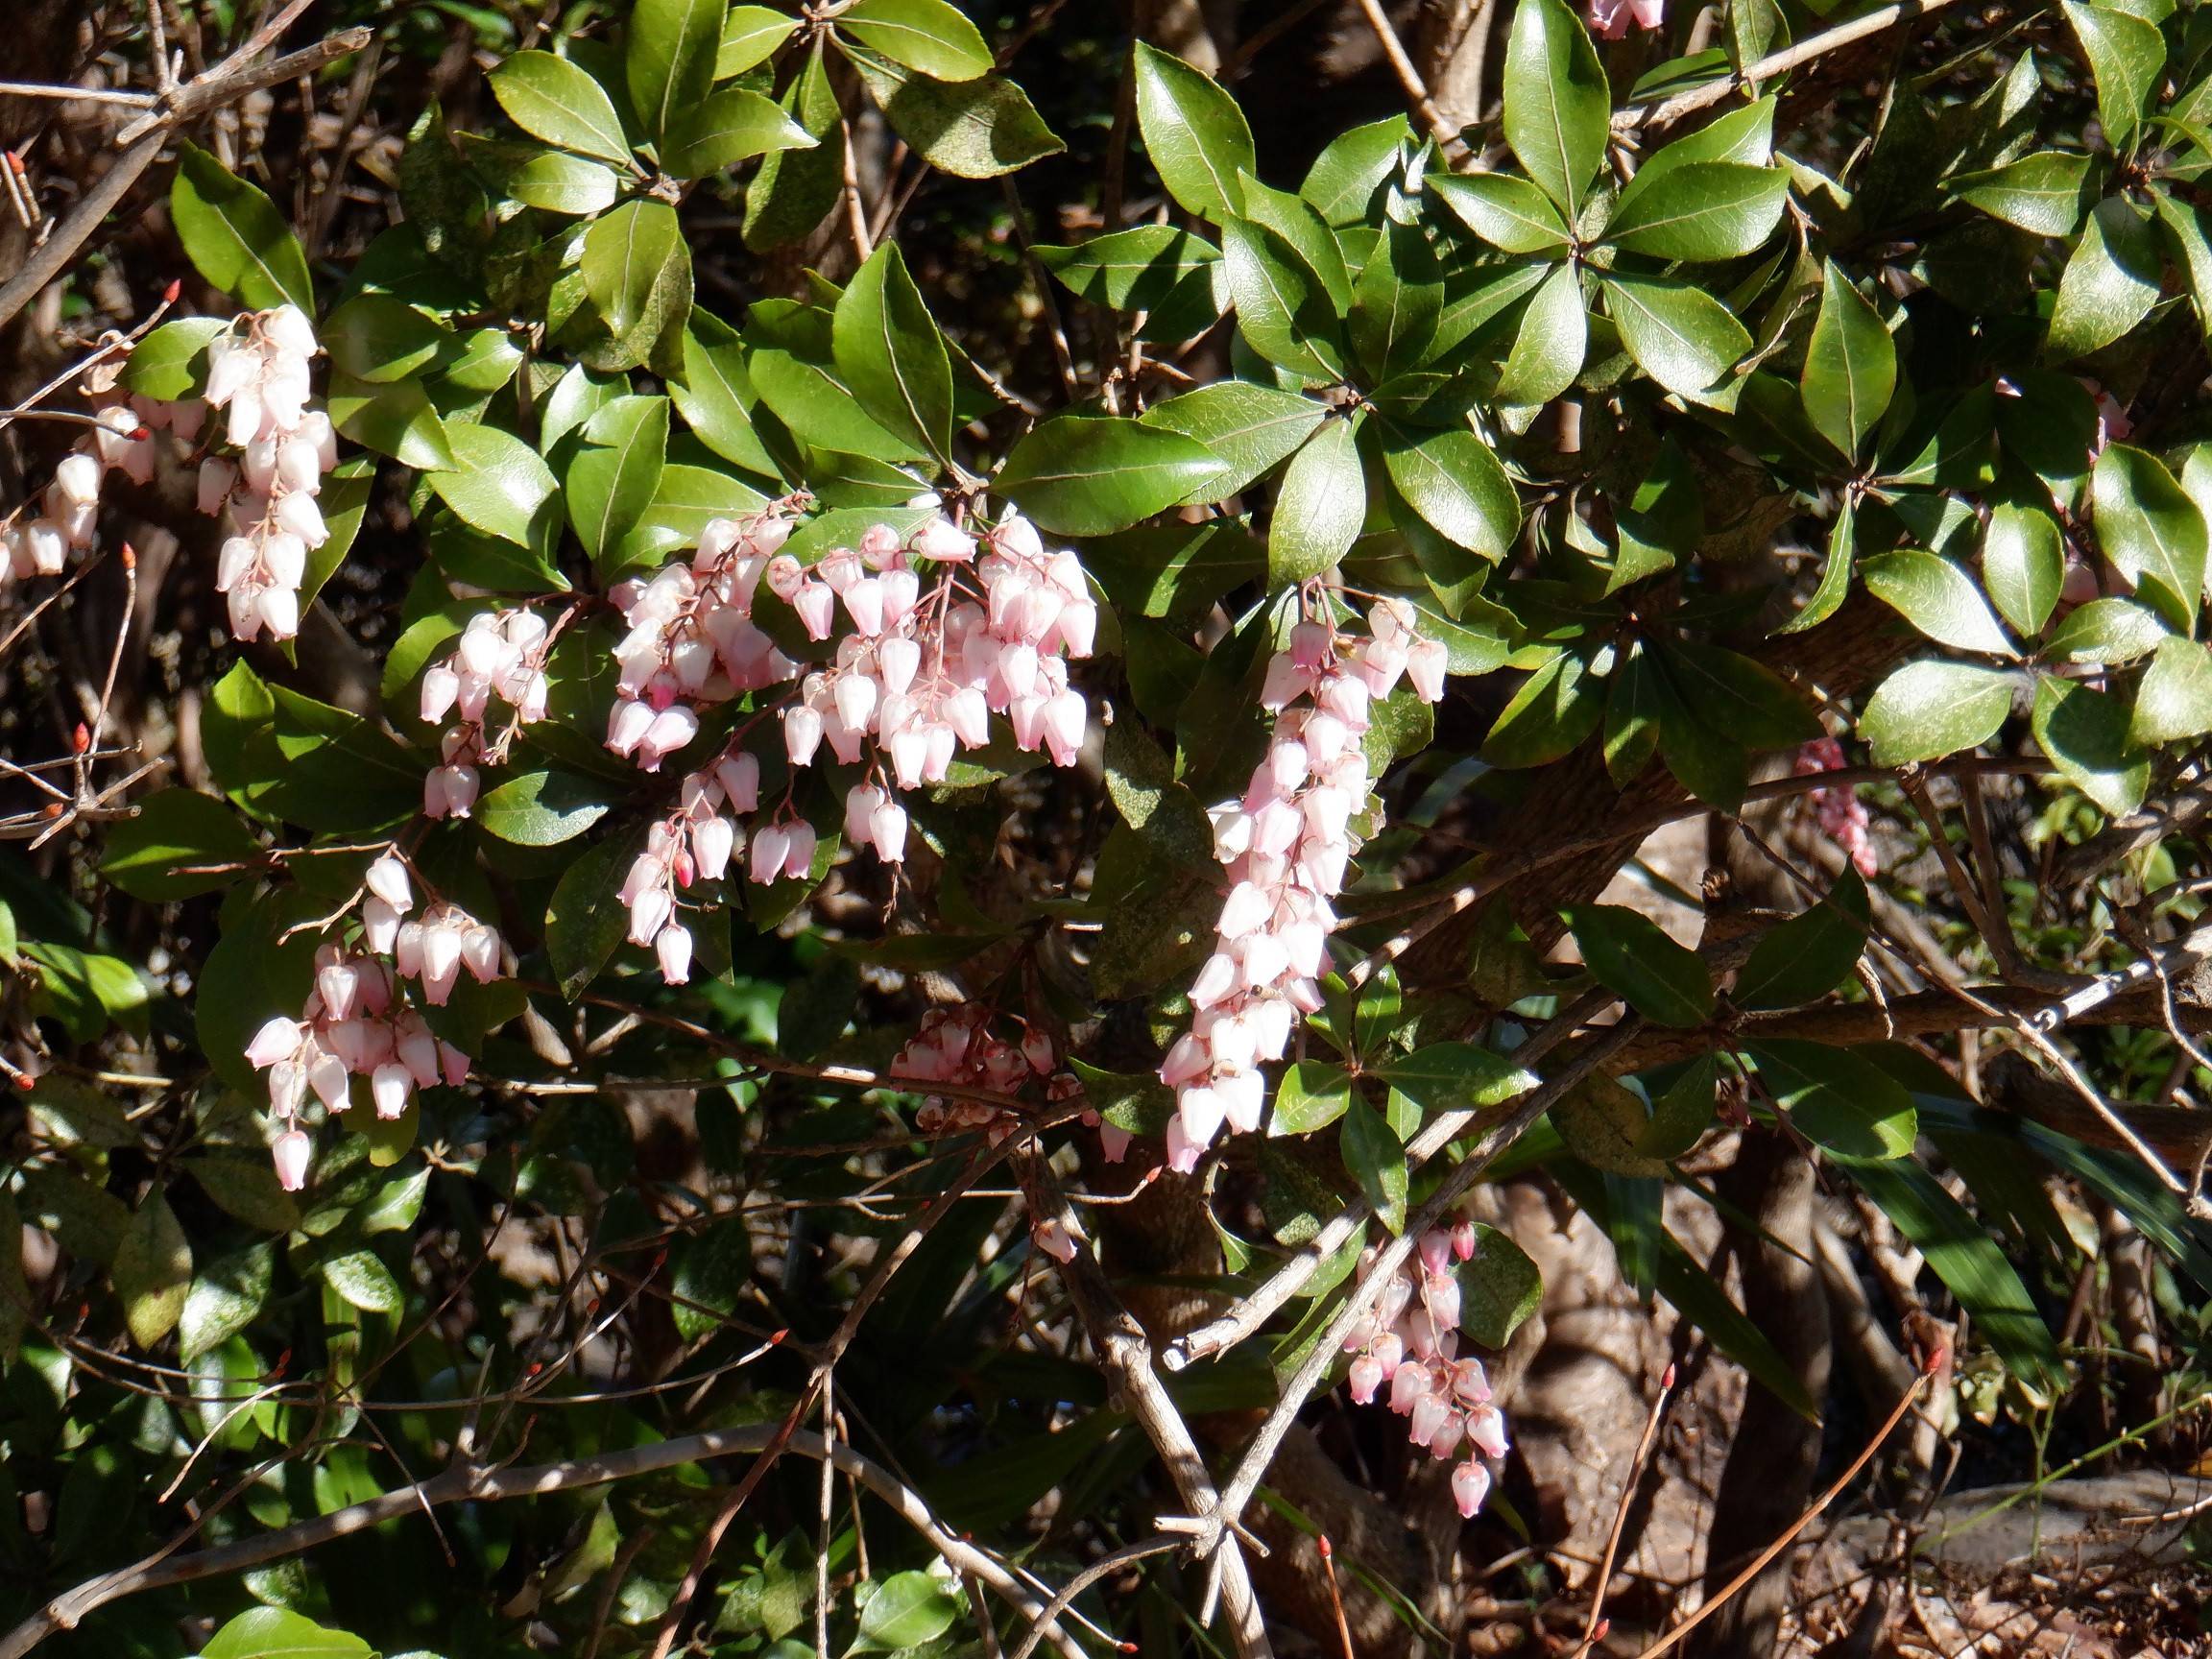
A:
244;853;502;1190
195;306;336;642
1341;1221;1508;1519
1794;736;1878;878
595;502;1096;983
1159;597;1448;1170
417;607;556;819
1;305;335;640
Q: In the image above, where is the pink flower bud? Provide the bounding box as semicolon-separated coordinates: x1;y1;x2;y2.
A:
693;814;736;881
365;854;412;913
656;922;693;984
1452;1219;1478;1262
715;751;760;811
1407;637;1448;704
420;663;461;724
272;1128;313;1192
1032;1217;1080;1263
784;704;824;766
245;1017;305;1068
793;582;836;640
781;821;816;879
750;822;790;883
869;798;909;862
371;1064;411;1119
1451;1459;1491;1519
1348;1354;1383;1405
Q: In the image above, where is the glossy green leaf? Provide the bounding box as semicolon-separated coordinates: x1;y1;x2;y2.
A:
2092;443;2206;633
2131;635;2212;744
2046;197;2161;362
1140;380;1324;501
464;137;622;214
2063;0;2165;154
202;1608;373;1659
833;241;954;462
119;317;228;400
478;771;613;846
1604;161;1790;261
1494;259;1587;407
1950;151;2094;235
1564;904;1715;1027
1300;114;1410;226
1503;0;1610;214
1270;416;1365;583
1350;220;1444;381
855;1570;961;1648
1483;650;1603;766
746;44;845;248
583;198;685;341
628;0;724;141
719;6;798;77
670;1218;754;1341
1381;422;1520;558
1132;40;1255;223
100;789;263;901
1748;1039;1916;1159
661;85;816;176
491;50;633;163
1457;1225;1544;1348
1845;1155;2060;1388
1037;226;1218;312
1800;259;1895;461
1983;499;2066;637
1428;172;1571;253
839;0;993;81
1221;217;1344;381
1377;1042;1538;1112
1858;660;2016;764
172;144;314;311
1270;1060;1356;1134
846;48;1064;179
1602;274;1750;404
114;1194;191;1348
2042;595;2170;664
997;414;1223;536
1863;549;2017;656
428;423;560;549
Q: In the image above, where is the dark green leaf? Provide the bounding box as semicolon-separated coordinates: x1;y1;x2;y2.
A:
833;241;954;462
1428;172;1571;253
2032;675;2149;815
114;1194;191;1348
1377;1042;1538;1112
2092;442;2206;633
1602;274;1750;404
1734;869;1869;1010
1800;259;1895;461
2131;635;2212;743
1749;1039;1916;1158
838;0;993;81
1380;423;1519;559
1140;380;1324;501
1037;226;1218;313
1564;904;1715;1027
1950;151;2094;235
2063;0;2164;154
478;770;613;845
1270;1061;1355;1135
1341;1095;1408;1234
1456;1225;1543;1348
2046;197;2162;362
1984;499;2065;637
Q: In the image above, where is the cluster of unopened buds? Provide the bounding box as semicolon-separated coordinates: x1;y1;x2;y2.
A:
589;501;1096;984
418;607;556;819
244;854;502;1190
1341;1221;1507;1519
1159;597;1447;1170
2;304;336;642
1794;736;1878;878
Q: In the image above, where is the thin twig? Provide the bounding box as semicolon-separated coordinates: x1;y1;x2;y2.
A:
1349;0;1470;156
1612;0;1975;132
1575;1364;1676;1656
1634;1358;1937;1658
